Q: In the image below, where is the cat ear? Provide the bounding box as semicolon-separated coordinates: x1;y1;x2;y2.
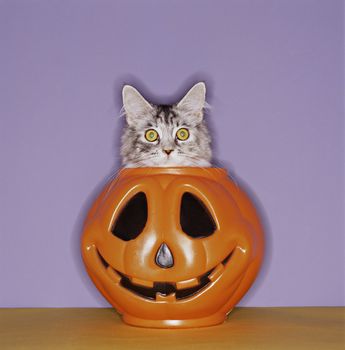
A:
122;85;153;125
177;82;206;121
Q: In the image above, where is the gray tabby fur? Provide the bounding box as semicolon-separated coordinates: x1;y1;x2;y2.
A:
121;82;212;168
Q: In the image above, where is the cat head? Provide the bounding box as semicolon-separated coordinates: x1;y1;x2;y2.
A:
120;82;212;168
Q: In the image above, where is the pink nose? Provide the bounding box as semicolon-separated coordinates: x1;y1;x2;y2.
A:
164;149;173;155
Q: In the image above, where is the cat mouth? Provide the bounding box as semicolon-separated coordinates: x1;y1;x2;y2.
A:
96;248;234;301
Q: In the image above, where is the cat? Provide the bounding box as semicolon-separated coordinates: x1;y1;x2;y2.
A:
121;82;212;168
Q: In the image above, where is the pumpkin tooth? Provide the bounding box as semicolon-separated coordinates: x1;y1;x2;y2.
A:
130;277;154;288
106;266;121;283
208;264;224;282
155;292;176;302
176;277;199;290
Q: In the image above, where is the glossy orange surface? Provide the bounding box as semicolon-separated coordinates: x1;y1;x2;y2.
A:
81;168;264;328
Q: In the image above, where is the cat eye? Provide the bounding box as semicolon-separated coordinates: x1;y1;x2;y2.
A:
176;128;189;141
145;129;159;142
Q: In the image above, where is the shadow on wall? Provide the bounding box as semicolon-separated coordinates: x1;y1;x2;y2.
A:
70;74;272;306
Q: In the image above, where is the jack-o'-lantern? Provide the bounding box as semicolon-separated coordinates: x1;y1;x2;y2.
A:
81;167;264;328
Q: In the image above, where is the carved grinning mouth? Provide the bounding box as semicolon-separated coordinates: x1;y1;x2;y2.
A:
96;248;234;301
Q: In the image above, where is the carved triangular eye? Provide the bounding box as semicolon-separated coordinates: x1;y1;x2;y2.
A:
180;192;216;238
111;192;147;241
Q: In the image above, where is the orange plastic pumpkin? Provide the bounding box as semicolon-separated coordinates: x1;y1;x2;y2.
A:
81;167;264;328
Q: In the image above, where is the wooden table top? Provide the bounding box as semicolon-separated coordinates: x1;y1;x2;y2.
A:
0;307;344;349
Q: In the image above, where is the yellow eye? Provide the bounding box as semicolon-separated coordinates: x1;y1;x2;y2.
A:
145;129;159;142
176;128;189;141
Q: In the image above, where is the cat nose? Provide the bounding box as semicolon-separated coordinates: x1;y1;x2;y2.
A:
164;149;173;155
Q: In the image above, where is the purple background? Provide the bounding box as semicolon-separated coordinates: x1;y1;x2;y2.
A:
1;0;344;307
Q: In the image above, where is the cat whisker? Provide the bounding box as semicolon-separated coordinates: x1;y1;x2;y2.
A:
180;157;216;178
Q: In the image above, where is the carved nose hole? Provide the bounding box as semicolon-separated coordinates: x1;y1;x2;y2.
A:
155;243;174;268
